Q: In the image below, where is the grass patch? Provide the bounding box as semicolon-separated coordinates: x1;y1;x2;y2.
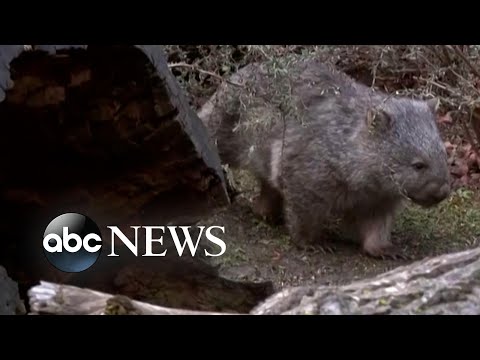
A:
395;188;480;254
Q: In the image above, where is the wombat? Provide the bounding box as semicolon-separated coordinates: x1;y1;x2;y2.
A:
198;56;451;259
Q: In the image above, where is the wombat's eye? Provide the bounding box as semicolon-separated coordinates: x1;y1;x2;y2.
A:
412;162;428;170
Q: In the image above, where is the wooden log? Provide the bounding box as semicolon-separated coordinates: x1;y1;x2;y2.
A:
27;246;480;315
0;44;229;225
28;281;236;315
252;246;480;315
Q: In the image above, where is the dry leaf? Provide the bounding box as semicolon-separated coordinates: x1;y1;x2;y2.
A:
470;173;480;181
444;141;455;155
463;143;473;154
459;174;469;186
467;152;478;169
456;144;469;159
437;112;453;124
450;160;469;177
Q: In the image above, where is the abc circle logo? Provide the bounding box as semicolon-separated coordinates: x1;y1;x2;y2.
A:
42;213;103;273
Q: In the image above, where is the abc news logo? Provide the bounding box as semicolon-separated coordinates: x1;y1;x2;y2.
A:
42;213;226;273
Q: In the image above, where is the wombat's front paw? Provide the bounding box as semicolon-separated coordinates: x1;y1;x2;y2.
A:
363;242;410;260
252;195;284;225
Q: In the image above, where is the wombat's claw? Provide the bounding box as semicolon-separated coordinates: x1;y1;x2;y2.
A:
318;244;336;254
294;244;315;253
388;252;413;261
379;253;405;261
383;248;412;261
300;243;336;254
366;245;410;261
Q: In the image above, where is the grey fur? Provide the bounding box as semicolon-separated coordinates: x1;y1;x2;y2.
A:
198;56;451;258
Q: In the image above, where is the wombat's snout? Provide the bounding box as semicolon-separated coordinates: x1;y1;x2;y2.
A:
432;182;451;202
415;181;451;207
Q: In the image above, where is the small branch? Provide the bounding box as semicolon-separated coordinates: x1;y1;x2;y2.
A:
441;45;453;65
448;67;480;97
448;45;480;80
371;46;388;88
427;80;454;93
428;45;445;63
168;62;244;87
388;68;422;74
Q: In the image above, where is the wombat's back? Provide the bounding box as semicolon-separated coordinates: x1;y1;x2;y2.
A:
197;56;371;172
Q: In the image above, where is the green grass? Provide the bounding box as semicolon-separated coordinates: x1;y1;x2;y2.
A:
395;188;480;253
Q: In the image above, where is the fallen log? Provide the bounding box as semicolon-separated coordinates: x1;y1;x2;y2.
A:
28;281;236;315
0;44;229;228
28;246;480;315
252;246;480;315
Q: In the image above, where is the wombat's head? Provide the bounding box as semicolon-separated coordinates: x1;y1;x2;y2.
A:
367;97;451;207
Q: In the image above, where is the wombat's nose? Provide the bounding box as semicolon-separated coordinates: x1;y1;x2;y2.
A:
416;181;451;207
434;182;451;202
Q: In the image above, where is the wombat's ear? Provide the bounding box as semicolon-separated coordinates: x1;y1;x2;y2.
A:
426;98;440;113
366;107;392;132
